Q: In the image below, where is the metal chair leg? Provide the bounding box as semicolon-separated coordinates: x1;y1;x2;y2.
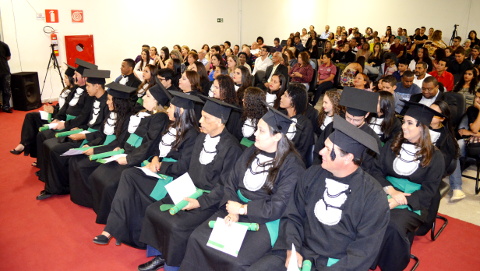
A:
410;254;420;271
431;215;448;241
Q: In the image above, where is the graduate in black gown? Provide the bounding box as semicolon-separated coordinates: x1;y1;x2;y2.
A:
370;101;445;271
367;91;402;144
210;74;242;141
114;58;142;88
137;97;243;271
92;91;201;248
10;66;75;158
239;87;267;148
180;107;305;271
36;69;111;200
68;83;137;208
278;83;314;165
251;115;389;271
313;87;382;175
89;86;170;224
36;59;98;176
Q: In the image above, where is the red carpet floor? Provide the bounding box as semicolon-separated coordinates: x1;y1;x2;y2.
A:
1;109;479;270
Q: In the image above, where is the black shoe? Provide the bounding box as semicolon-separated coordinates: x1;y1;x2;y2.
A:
138;256;165;271
10;149;24;155
36;190;53;200
2;107;12;113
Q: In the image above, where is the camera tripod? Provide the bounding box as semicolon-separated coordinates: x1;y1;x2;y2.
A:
449;24;459;46
41;44;65;96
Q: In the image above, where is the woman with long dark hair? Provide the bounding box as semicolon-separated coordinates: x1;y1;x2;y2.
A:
367;91;401;143
409;47;433;72
279;83;314;164
190;61;211;94
134;49;154;81
137;64;157;105
453;68;479;107
93;91;201;248
240;87;267;147
208;53;226;81
468;30;480;47
233;65;253;102
315;89;343;136
180;107;305;270
266;74;287;109
372;101;445;271
210;74;238;106
289;51;314;90
11;66;75;158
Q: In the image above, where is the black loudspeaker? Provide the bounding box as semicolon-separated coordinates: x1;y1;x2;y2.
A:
11;72;42;111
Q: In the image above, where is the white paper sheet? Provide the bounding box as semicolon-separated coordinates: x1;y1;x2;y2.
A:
39;111;50;120
135;166;160;178
164;172;196;205
48;122;59;129
60;148;85;156
79;130;91;134
101;154;127;163
206;217;248;257
287;243;300;271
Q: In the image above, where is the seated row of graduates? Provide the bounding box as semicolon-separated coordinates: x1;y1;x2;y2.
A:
22;58;455;271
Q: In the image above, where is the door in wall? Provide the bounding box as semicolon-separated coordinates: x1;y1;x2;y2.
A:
65;35;95;66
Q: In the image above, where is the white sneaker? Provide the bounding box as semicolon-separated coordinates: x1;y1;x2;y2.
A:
451;189;466;202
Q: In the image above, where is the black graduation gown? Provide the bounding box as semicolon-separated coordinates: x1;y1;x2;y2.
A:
226;109;243;142
115;73;142;88
430;125;457;172
19;87;74;157
180;147;305;271
139;128;243;266
41;92;109;195
252;166;389;271
312;121;382;175
368;116;402;144
288;114;314;165
370;141;445;271
90;112;169;224
103;128;199;248
305;105;319;136
68;113;132;208
36;85;94;175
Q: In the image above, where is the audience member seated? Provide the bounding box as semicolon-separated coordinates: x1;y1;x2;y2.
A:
333;44;356;64
312;53;336;106
452;68;479;108
134;49;155;81
261;52;289;90
408;77;458;119
392;58;409;81
409;47;433;72
252;46;273;76
238;52;252;73
413;62;432;89
266;74;287;108
449;47;474;84
115;59;142;88
353;72;371;90
367;91;402;144
429;58;454;91
389;36;405;59
339;58;364;87
394;71;421;113
288;52;314;91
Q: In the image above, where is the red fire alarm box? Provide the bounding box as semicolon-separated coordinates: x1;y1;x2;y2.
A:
64;35;95;67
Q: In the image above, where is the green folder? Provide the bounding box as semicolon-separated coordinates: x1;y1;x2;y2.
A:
89;149;125;161
55;129;84;137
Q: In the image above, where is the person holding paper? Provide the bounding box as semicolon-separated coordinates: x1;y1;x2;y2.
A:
180;107;305;271
137;97;242;271
67;83;137;207
35;59;97;169
10;65;75;158
88;84;171;224
92;91;201;247
36;68;111;200
251;116;389;271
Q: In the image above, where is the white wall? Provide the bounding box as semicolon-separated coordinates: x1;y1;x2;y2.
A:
1;0;479;102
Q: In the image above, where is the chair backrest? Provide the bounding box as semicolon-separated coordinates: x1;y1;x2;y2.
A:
444;92;466;128
280;40;287;47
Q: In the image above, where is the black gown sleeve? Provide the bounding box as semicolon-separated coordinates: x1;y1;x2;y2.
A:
126;113;169;166
159;129;199;178
93;116;132;154
65;95;94;130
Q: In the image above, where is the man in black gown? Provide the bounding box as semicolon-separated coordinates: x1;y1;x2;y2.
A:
252;116;389;270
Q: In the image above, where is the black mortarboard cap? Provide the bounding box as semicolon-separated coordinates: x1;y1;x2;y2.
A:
169;90;204;109
149;79;172;107
202;97;239;123
84;69;110;85
261;106;293;134
105;82;136;99
65;64;75;77
340;87;379;116
329;115;380;159
402;100;444;126
74;58;98;75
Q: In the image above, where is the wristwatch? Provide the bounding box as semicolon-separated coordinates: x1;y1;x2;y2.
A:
239;205;246;215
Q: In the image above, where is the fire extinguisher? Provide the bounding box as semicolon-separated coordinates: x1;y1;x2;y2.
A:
51;32;59;56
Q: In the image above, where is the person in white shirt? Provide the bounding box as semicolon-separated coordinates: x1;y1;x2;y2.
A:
413;62;431;89
252;46;273;75
319;25;332;40
198;49;208;66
